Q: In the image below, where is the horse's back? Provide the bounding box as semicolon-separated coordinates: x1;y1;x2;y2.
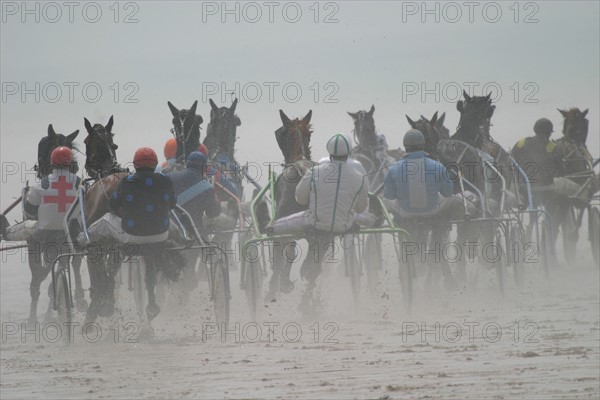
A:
275;161;314;218
84;172;129;224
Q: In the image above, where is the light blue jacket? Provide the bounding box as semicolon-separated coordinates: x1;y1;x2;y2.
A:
383;151;453;214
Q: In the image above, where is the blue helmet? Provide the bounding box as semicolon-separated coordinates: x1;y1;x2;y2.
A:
186;151;207;170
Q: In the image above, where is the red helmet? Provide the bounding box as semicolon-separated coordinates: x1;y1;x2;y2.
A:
50;147;74;167
133;147;158;169
198;143;208;157
164;138;177;160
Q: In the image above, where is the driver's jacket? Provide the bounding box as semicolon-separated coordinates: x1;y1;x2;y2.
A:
295;161;368;233
25;168;80;230
383;151;453;215
511;135;562;186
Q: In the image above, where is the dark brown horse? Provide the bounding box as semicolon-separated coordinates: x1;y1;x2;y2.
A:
202;98;243;273
555;108;593;180
36;124;79;179
25;124;82;325
83;116;119;180
406;111;448;157
550;108;596;261
267;109;314;299
203;98;241;162
203;98;243;203
167;100;203;163
436;91;517;213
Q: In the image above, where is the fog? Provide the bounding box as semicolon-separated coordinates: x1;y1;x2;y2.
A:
1;1;599;399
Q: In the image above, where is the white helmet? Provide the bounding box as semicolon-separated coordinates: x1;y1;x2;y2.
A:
326;133;352;157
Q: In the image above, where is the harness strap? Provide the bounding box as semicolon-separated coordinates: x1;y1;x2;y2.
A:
177;180;212;206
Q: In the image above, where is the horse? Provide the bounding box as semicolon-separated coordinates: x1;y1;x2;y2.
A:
436;91;518;213
550;108;597;260
555;108;593;180
267;109;315;300
167;100;203;163
79;116;129;322
81;116;188;324
200;98;243;271
83;116;120;180
36;124;79;178
24;124;84;325
203;98;243;206
347;105;392;189
406;111;448;157
203;98;241;162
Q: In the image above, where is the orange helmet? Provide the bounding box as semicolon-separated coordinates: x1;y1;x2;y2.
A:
198;143;208;157
50;147;74;167
133;147;158;169
164;138;177;160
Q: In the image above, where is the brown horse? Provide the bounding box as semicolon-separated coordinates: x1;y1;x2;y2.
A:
267;109;314;299
78;116;129;322
347;105;394;189
81;117;183;324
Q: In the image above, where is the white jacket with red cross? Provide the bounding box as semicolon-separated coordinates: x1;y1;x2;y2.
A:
25;168;80;230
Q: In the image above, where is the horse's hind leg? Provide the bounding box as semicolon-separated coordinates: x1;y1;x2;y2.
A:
144;256;160;322
267;249;282;301
298;239;326;314
72;254;88;311
26;241;49;326
85;254;113;323
279;241;296;293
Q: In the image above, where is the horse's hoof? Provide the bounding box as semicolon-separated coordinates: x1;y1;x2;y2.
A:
279;278;294;294
146;304;161;322
42;310;56;325
264;290;277;303
139;326;155;340
76;298;89;313
75;290;88;312
98;297;115;318
26;316;38;329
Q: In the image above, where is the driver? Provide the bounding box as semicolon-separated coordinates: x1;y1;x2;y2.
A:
383;129;469;220
1;147;79;243
268;133;368;235
81;147;176;245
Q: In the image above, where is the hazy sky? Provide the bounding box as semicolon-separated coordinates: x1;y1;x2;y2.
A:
1;0;599;209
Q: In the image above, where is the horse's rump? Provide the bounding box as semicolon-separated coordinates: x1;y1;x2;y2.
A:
84;172;129;224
